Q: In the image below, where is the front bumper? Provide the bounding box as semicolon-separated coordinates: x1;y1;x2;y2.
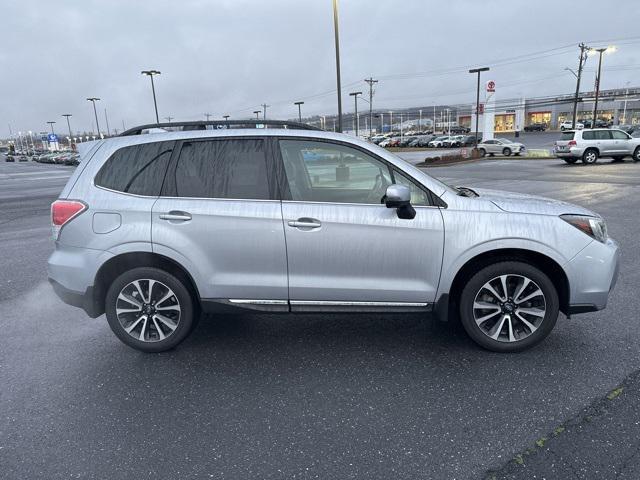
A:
565;237;620;313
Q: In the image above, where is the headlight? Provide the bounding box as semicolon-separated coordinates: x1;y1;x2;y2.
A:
560;214;608;243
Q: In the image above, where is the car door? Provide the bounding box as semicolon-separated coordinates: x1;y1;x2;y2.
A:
482;139;496;153
152;137;289;307
610;129;632;154
593;129;614;155
277;138;445;310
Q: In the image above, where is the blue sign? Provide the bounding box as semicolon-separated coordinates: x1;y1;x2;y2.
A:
48;134;58;143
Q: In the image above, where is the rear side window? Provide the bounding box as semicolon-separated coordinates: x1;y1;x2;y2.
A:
595;130;612;140
560;131;575;141
611;130;630;140
172;139;271;200
94;142;173;196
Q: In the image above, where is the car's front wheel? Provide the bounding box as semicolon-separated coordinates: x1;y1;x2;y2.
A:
502;147;512;156
633;147;640;162
459;261;559;352
105;267;195;352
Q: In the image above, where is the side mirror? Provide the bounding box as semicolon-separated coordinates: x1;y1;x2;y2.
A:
384;184;416;219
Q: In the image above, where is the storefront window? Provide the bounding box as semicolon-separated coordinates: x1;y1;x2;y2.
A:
527;112;551;126
494;114;515;132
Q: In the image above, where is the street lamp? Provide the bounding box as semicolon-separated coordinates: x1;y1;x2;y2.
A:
349;92;362;136
86;97;101;136
253;110;261;120
332;0;343;132
141;69;161;123
469;67;490;153
47;121;56;134
589;46;616;124
62;114;73;144
294;101;304;122
223;115;230;121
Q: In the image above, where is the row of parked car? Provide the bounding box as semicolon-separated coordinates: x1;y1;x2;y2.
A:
370;132;480;149
4;150;80;165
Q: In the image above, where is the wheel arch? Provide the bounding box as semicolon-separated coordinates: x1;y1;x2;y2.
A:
436;248;570;322
91;252;201;317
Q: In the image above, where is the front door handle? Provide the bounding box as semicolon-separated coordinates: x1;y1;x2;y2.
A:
288;218;321;229
159;211;192;222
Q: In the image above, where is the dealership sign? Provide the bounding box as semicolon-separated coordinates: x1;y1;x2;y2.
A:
486;80;496;92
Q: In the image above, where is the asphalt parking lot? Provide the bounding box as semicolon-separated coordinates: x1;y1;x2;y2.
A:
1;157;640;479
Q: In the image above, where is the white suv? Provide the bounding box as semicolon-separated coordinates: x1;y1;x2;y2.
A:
560;121;584;131
554;128;640;164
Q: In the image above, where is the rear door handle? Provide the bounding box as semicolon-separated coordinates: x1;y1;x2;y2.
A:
288;218;321;229
159;211;192;222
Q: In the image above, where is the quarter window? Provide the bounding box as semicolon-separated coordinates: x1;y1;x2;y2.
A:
172;139;271;199
94;141;173;196
611;130;630;140
279;140;392;204
392;170;430;206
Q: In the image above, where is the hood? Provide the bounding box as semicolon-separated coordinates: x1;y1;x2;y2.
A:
472;188;598;217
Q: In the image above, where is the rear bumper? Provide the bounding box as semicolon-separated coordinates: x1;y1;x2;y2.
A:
554;146;584;158
565;238;620;313
49;279;101;318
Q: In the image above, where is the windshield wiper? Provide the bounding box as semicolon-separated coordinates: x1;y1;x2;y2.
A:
456;186;478;197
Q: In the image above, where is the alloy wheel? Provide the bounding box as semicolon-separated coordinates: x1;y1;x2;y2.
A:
115;279;181;342
472;274;546;343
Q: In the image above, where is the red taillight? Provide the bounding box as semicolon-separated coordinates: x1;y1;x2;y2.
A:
568;140;577;146
51;200;86;239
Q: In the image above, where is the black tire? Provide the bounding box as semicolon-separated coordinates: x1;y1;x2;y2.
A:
633;147;640;163
105;267;195;352
459;261;559;352
563;158;578;164
561;126;566;131
502;147;512;156
582;148;598;164
478;148;486;157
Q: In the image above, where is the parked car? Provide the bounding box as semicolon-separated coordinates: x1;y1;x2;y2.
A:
459;135;482;146
477;138;525;157
428;136;450;148
554;128;640;164
449;126;470;135
524;123;546;132
443;135;465;148
48;121;619;354
398;136;418;148
560;121;584;131
5;154;15;162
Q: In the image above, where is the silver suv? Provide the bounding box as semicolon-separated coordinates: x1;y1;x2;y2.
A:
554;128;640;164
48;121;619;353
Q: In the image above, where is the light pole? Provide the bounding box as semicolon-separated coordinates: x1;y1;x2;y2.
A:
622;81;631;124
86;97;101;136
204;113;212;121
253;110;261;120
469;67;490;152
47;121;56;134
349;91;362;136
294;101;304;122
141;69;161;123
261;103;269;120
389;111;393;132
223;115;230;121
419;109;422;131
332;0;343;132
590;46;616;124
62;114;73;145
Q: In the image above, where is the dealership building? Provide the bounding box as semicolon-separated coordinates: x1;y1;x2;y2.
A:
458;84;640;132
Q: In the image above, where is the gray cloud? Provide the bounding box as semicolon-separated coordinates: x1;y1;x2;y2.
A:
3;0;639;136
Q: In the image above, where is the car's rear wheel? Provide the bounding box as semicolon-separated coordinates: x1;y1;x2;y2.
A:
459;261;559;352
477;148;486;157
633;147;640;162
582;148;598;164
502;147;512;156
563;158;578;164
105;267;195;352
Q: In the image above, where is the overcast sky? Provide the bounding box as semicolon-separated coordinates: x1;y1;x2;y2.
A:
2;0;639;136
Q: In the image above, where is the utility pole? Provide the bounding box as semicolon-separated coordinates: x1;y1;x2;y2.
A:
571;43;587;128
419;109;422;131
86;97;101;136
592;47;616;124
62;114;73;140
141;69;161;123
364;77;378;138
294;101;304;122
164;116;174;123
349;92;362;136
261;103;269;120
469;67;490;152
332;0;343;132
104;108;111;136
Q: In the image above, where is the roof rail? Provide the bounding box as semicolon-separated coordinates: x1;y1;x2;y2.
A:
119;119;321;136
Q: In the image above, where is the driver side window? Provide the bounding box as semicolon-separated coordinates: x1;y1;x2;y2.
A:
279;140;392;204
